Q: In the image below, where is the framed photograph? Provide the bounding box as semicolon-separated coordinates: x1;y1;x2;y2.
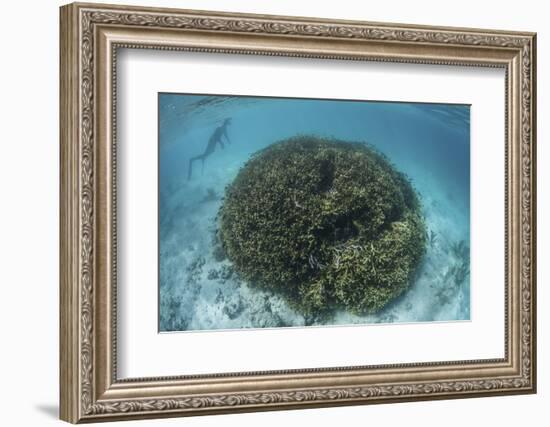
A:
60;2;537;423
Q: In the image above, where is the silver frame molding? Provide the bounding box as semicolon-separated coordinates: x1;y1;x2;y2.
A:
60;2;537;423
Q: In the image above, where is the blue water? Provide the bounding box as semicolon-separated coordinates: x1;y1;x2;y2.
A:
158;93;471;332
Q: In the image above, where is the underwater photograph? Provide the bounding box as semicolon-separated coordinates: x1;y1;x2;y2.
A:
158;93;471;332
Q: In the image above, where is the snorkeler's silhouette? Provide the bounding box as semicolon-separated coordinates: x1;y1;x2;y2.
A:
188;118;232;180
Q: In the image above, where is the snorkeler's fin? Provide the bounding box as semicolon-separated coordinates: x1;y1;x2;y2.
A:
188;158;193;180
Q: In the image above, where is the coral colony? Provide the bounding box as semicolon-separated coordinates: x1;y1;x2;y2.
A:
219;136;427;323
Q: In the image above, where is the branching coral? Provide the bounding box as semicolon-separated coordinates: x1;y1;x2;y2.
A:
219;135;427;316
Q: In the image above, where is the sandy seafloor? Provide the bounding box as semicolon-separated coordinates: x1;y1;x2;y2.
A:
158;94;471;332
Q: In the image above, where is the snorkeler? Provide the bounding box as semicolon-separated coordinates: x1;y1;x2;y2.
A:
188;118;232;180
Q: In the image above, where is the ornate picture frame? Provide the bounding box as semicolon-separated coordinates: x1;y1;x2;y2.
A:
60;2;536;423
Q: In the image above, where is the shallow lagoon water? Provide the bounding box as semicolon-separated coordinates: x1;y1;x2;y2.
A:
158;94;470;332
